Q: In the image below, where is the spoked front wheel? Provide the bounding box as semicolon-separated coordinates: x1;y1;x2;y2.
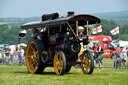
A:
81;50;94;74
26;39;45;74
54;51;66;75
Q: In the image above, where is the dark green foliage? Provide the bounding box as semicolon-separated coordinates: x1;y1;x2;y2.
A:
0;24;31;44
0;18;128;45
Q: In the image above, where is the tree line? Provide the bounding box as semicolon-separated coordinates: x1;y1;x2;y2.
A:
0;19;128;45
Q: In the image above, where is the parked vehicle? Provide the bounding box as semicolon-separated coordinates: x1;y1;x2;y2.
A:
89;35;120;59
21;12;101;75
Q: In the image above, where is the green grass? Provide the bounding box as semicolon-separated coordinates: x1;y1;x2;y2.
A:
0;59;128;85
0;22;8;25
0;22;20;25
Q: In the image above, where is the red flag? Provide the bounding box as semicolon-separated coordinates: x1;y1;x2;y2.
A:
91;25;102;34
110;26;119;35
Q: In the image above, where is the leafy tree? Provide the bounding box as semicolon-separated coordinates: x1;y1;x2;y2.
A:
0;18;128;45
120;24;128;34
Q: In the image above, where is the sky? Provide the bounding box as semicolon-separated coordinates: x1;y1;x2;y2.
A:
0;0;128;18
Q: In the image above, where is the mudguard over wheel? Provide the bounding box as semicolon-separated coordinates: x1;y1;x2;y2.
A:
81;50;94;74
54;51;66;75
26;39;45;74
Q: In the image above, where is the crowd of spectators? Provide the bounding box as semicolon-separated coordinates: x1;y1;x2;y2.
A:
0;42;127;69
0;44;25;65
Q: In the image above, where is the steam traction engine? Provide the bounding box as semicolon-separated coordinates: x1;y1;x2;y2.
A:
21;12;101;75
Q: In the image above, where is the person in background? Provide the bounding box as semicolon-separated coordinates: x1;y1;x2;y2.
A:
20;47;25;64
92;42;98;60
96;43;104;68
126;46;128;57
17;46;24;65
9;45;16;65
120;46;127;63
0;48;2;64
3;45;11;64
92;42;99;68
14;46;19;65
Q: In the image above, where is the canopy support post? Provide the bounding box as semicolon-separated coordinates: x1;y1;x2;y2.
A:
67;22;76;37
87;21;89;35
76;21;78;36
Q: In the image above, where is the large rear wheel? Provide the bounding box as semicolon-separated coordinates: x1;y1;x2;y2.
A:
81;50;94;74
54;51;66;75
26;39;45;74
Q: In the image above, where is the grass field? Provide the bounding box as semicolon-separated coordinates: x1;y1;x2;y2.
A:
0;22;20;25
0;59;128;85
0;22;8;25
